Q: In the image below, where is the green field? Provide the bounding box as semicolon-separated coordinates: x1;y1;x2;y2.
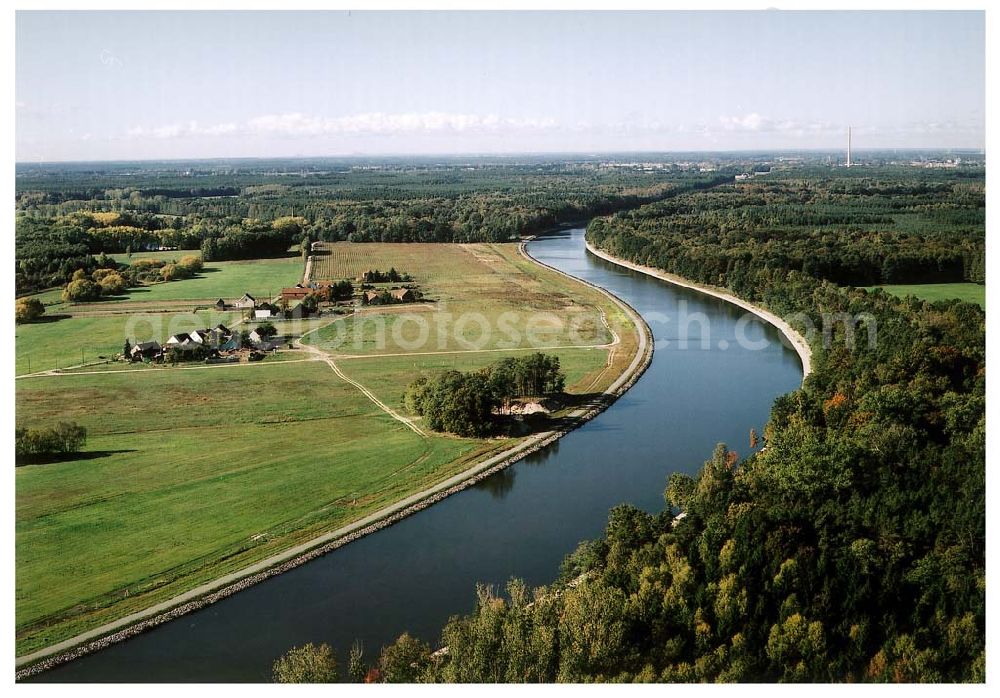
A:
15;310;244;375
108;249;201;263
305;243;615;355
15;242;641;656
16;362;490;653
29;256;303;317
341;347;613;413
866;283;985;307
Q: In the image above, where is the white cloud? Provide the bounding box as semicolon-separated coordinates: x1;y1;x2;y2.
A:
714;113;846;138
127;112;558;141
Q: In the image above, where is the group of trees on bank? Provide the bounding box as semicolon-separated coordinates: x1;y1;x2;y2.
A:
273;636;434;684
15;422;88;463
404;353;566;437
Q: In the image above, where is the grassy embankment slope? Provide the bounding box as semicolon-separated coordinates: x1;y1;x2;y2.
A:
15;241;640;657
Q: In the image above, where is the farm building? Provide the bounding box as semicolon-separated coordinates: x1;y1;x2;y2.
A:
214;299;227;311
249;329;284;349
280;286;311;301
253;309;272;320
130;341;161;360
165;332;193;347
233;293;256;309
391;288;415;302
363;290;381;303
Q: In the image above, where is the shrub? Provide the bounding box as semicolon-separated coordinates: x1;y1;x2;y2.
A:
91;267;119;282
15;422;87;462
14;297;45;324
179;255;203;273
160;263;193;282
97;272;127;295
131;258;164;270
272;643;338;683
61;278;101;302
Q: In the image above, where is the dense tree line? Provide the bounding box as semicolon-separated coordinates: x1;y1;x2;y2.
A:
586;173;985;288
200;226;298;261
15;164;731;293
394;175;984;682
404;354;566;437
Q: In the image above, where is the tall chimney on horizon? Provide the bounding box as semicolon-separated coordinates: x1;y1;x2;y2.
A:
847;126;852;167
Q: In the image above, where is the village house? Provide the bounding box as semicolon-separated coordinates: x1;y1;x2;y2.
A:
164;324;235;351
253;308;272;320
249;328;284;350
233;293;256;310
214;298;227;311
129;341;161;361
165;332;192;347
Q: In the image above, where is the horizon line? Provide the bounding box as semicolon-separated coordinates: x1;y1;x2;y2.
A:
15;146;986;167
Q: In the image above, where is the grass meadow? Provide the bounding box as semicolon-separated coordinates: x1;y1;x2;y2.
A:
866;283;985;307
15;310;245;375
15;361;492;654
15;241;642;655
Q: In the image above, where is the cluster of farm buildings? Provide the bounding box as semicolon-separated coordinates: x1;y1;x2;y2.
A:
127;321;282;364
126;277;418;365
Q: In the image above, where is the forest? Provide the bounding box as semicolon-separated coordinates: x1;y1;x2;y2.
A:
14;160;729;294
377;170;984;682
587;170;985;288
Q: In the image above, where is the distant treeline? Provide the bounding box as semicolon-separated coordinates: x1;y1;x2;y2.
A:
15;166;732;294
587;173;985;287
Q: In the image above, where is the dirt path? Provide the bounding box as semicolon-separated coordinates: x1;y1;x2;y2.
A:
303;254;313;285
295;322;427;437
16;356;318;380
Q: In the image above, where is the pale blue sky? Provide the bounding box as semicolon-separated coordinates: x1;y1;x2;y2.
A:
16;10;985;161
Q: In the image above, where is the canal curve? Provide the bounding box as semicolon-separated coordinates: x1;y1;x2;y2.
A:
32;228;804;682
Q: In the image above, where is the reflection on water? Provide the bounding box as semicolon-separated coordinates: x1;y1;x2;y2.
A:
521;439;560;465
473;467;517;499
